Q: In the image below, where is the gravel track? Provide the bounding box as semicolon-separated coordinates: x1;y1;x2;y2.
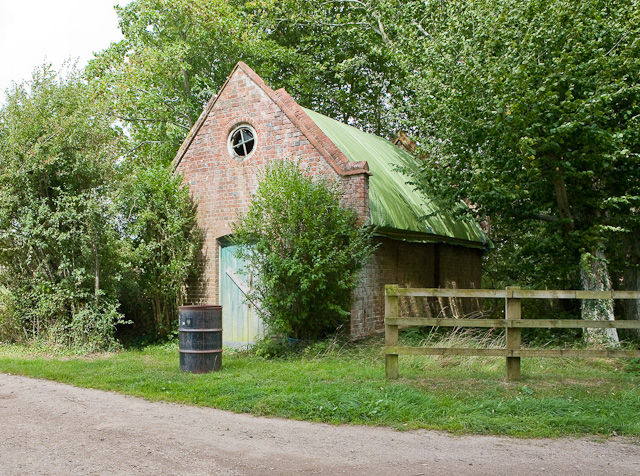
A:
1;373;638;475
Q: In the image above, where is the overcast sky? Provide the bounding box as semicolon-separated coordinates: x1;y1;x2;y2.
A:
0;0;132;98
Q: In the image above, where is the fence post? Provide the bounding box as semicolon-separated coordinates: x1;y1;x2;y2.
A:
505;286;522;381
385;285;399;379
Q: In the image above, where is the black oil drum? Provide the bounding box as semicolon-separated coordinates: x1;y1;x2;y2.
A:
178;305;222;373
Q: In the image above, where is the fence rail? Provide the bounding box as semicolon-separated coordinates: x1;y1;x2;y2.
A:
384;285;640;381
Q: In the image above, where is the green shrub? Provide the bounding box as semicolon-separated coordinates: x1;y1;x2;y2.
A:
0;67;200;350
0;285;17;343
232;160;375;340
626;358;640;374
0;67;126;350
117;163;201;340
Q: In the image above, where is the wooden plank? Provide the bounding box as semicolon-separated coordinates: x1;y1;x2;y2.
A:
385;286;640;300
513;349;640;358
385;347;640;359
385;287;507;299
385;317;640;329
385;350;399;379
226;266;250;296
511;319;640;329
506;287;521;381
385;317;507;327
512;289;578;299
385;293;399;348
387;347;509;357
385;329;399;379
509;289;640;300
612;291;640;300
385;284;401;297
576;290;612;300
385;287;400;380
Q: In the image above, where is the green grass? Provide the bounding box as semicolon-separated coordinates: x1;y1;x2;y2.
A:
0;336;638;440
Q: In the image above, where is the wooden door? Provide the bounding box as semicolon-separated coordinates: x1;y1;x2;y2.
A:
219;243;264;347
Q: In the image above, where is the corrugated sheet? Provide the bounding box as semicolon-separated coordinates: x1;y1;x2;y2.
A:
303;108;489;248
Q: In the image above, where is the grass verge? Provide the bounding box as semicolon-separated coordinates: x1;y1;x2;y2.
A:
0;336;638;439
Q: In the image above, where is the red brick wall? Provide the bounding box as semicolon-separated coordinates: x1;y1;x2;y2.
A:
175;66;368;306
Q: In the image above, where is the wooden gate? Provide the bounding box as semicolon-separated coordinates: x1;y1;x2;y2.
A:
219;243;264;347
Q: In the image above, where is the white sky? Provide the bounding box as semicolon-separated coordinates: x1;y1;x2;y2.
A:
0;0;132;98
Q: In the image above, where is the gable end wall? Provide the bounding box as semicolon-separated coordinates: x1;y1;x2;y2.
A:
175;68;369;308
176;64;482;339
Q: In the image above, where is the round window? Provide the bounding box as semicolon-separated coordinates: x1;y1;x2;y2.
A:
228;124;256;160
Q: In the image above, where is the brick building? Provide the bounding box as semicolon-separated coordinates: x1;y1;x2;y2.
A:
174;62;490;346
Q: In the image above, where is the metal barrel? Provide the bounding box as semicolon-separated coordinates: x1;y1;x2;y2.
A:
178;305;222;373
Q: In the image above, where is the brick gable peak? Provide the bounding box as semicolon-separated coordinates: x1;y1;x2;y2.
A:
173;62;369;176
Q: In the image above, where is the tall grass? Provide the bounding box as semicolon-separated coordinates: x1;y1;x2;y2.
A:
0;335;638;439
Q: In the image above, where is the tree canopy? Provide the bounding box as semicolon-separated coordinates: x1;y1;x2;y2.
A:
240;0;640;337
87;0;410;162
87;0;260;163
401;0;640;239
0;66;201;348
3;0;640;346
0;67;127;348
394;0;640;336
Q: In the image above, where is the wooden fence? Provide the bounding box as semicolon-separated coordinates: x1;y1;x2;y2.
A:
384;285;640;381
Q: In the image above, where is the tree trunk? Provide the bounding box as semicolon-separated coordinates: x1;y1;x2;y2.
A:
92;240;100;302
152;295;167;339
580;246;619;344
181;68;196;128
549;168;619;344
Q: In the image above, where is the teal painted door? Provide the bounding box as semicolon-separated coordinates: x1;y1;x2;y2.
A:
220;244;264;347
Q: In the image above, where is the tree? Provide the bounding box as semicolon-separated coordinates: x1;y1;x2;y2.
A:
0;66;202;348
82;0;640;342
117;163;201;339
231;160;375;339
0;66;126;349
250;0;408;137
88;0;410;164
391;0;640;342
249;0;640;342
87;0;277;164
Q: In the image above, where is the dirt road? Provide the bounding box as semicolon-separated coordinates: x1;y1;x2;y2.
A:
0;373;638;475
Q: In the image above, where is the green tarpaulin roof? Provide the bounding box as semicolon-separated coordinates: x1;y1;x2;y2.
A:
303;108;489;249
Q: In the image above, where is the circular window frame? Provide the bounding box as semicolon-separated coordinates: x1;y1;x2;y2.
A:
227;123;257;161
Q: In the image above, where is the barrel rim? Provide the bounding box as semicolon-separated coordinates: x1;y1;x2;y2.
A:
179;304;222;310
